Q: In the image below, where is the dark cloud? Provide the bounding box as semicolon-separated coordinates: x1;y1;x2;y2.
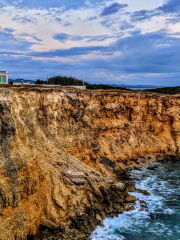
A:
101;19;114;28
131;10;158;22
32;36;42;42
54;33;112;43
0;50;24;56
158;0;180;14
0;30;37;52
27;31;180;76
120;21;134;30
166;18;180;24
4;28;15;33
86;16;97;21
29;45;105;58
71;36;85;41
53;33;69;43
12;15;37;24
19;33;42;42
130;1;180;23
55;18;62;23
63;22;72;27
0;31;16;42
105;31;180;75
86;35;112;42
101;2;128;16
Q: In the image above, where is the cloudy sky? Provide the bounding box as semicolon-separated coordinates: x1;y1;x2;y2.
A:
0;0;180;86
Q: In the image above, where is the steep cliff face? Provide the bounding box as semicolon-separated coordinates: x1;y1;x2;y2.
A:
0;87;180;240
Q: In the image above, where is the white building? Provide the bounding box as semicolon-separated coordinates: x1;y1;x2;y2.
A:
0;71;8;84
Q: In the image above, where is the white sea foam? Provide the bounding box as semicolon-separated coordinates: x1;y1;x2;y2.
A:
91;162;180;240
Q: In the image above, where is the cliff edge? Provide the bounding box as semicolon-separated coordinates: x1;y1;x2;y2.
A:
0;87;180;239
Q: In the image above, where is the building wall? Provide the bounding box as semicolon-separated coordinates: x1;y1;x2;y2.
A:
0;72;8;84
0;75;7;83
72;86;86;90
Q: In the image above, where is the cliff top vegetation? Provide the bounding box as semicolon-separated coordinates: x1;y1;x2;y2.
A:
35;76;131;91
143;86;180;95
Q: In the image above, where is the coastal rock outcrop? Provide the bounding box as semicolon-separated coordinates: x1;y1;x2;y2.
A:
0;87;180;239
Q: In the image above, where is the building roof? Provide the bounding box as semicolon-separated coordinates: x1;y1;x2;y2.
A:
0;71;8;74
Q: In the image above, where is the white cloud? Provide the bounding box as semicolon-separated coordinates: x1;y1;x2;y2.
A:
0;0;172;55
92;72;129;82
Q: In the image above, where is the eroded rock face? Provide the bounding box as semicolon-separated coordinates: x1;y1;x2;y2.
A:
0;88;180;239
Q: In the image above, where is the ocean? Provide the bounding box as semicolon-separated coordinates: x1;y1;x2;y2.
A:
91;160;180;240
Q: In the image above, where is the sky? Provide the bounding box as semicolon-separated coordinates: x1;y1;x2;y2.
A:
0;0;180;86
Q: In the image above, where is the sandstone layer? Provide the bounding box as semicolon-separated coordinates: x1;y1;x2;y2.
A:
0;87;180;239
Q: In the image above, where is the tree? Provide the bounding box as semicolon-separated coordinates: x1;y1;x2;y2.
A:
35;79;47;84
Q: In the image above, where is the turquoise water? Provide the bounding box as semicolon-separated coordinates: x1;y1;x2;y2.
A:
91;161;180;240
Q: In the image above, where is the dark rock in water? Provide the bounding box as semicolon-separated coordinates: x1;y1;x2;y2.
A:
149;212;155;219
134;166;142;170
156;213;163;219
140;203;148;209
137;189;151;196
140;200;147;205
149;212;163;220
147;166;158;170
139;200;148;211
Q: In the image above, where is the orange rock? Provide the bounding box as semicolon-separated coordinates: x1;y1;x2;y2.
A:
125;195;137;203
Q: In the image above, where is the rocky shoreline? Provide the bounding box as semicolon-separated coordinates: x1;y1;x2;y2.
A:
31;165;136;240
34;155;180;240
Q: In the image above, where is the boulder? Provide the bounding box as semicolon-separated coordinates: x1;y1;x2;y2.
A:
125;195;137;203
137;189;150;196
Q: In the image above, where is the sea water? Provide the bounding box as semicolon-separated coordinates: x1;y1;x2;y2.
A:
91;161;180;240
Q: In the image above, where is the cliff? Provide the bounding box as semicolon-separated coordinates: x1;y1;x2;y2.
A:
0;87;180;240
